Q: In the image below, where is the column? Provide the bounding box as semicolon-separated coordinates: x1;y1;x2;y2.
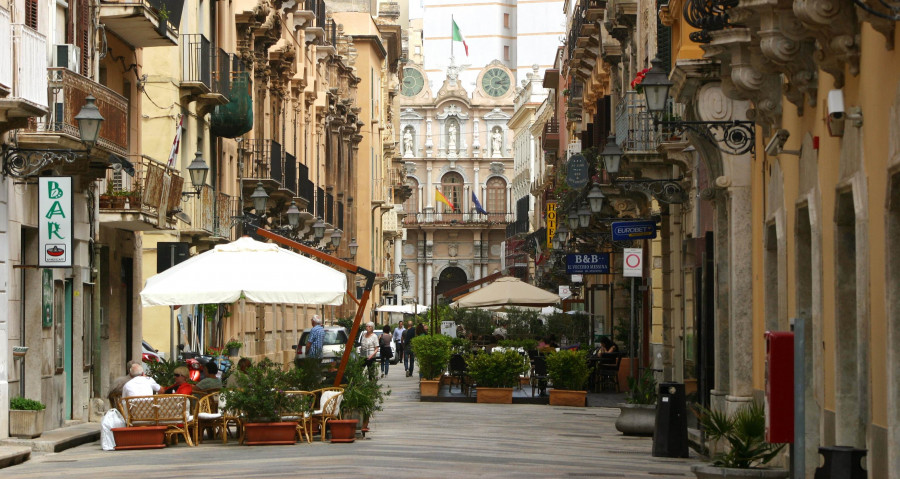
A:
394;236;403;300
418;260;425;306
727;185;754;407
473;231;482;282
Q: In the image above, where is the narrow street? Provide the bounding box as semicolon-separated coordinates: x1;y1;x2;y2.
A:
5;371;697;478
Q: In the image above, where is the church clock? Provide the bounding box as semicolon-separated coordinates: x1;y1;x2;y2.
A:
401;68;425;96
481;68;511;97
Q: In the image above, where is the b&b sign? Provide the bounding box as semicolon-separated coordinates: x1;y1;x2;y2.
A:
566;253;610;274
39;177;73;267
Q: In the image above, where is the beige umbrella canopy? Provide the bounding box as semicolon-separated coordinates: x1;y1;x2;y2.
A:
451;276;560;308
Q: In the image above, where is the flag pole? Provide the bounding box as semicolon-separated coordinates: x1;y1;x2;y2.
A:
451;15;454;59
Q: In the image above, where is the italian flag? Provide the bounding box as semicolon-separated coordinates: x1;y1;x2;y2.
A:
435;187;455;210
452;19;468;56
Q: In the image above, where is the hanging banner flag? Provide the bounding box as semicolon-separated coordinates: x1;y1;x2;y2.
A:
452;19;468;56
435;187;455;210
39;177;73;267
167;114;184;168
472;192;488;214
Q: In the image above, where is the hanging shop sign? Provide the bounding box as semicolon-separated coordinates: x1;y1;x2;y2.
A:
546;202;557;249
39;177;73;267
611;220;657;241
565;153;589;189
623;248;643;277
565;253;610;274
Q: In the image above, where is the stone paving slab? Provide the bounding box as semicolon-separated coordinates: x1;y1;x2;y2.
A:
0;446;30;469
1;422;100;453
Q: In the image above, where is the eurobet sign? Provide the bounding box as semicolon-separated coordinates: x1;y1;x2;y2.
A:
39;177;73;267
623;248;643;277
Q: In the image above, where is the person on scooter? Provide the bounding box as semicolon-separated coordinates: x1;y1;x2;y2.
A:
195;361;222;391
162;366;194;395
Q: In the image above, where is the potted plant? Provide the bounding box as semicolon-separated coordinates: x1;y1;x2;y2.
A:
691;402;788;479
546;349;590;407
614;369;658;435
225;339;243;357
410;333;452;397
221;358;311;445
466;350;528;404
9;397;46;438
339;354;390;438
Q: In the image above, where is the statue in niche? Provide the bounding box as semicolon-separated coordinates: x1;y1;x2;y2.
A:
403;129;414;158
491;129;502;157
447;123;457;151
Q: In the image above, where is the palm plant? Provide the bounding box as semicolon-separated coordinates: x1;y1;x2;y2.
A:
695;401;785;468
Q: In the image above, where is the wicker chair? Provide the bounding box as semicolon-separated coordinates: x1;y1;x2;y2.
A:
120;394;198;446
310;387;344;441
280;391;316;443
198;391;235;444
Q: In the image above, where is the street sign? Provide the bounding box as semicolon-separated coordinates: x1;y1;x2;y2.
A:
566;153;589;189
623;248;643;277
39;177;72;267
559;285;572;300
612;220;657;241
566;253;610;274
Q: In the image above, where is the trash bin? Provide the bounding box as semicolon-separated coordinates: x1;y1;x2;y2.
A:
814;446;866;479
651;382;689;458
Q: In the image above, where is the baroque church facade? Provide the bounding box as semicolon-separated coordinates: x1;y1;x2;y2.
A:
397;60;517;305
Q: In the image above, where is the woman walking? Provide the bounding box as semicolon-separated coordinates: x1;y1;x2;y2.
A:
379;325;393;378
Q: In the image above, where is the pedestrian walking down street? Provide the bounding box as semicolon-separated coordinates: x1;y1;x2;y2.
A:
403;320;417;377
380;325;393;378
392;320;405;370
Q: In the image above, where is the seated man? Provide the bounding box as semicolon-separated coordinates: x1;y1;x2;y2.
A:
195;362;223;391
122;363;161;398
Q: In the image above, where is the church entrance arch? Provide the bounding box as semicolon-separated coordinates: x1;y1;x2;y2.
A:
436;267;467;301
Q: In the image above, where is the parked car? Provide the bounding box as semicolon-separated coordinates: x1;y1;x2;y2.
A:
293;326;349;368
356;330;399;364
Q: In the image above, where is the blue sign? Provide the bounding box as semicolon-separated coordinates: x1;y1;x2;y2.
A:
566;253;610;274
612;220;657;241
565;154;589;189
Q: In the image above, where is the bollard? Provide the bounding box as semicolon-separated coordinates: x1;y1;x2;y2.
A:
651;382;689;458
814;446;867;479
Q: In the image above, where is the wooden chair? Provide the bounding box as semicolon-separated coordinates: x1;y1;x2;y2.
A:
280;391;316;443
310;387;344;441
120;394;198;446
447;354;469;395
530;356;549;397
597;353;622;392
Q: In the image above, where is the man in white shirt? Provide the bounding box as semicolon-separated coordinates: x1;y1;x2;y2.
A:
392;321;406;369
122;363;161;398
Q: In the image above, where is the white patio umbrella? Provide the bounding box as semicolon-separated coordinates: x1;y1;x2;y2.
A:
375;303;429;314
451;276;560;308
140;236;347;306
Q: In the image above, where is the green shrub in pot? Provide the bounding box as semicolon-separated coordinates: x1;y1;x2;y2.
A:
626;369;658;405
410;333;452;380
221;358;314;422
10;397;45;411
694;401;784;468
465;350;527;388
546;349;590;391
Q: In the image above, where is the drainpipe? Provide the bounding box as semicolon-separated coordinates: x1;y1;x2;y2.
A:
92;243;101;398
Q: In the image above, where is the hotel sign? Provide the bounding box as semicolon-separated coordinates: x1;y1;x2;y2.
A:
546;202;557;249
39;177;73;267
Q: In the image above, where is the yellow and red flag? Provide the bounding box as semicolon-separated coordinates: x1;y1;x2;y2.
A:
435;187;455;210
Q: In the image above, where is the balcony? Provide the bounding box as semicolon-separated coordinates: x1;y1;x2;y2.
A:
241;139;288;202
402;212;515;227
0;20;49;126
210;54;251;138
615;90;658;155
16;68;127;177
178;185;235;242
279;151;297;197
505;218;529;238
99;155;183;230
297;162;313;210
98;0;182;48
303;0;328;44
180;34;228;112
542;118;560;153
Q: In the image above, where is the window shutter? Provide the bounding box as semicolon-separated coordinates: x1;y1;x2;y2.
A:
25;0;38;29
76;0;90;74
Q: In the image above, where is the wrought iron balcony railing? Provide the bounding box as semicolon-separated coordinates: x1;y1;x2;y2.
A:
9;23;48;109
244;139;284;185
403;212;515;226
101;155;183;218
182;34;211;91
542;118;560;152
614;90;658;154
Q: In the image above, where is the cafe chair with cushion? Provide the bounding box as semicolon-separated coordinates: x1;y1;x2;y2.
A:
198;391;233;444
310;387;344;442
280;391;316;443
156;394;198;446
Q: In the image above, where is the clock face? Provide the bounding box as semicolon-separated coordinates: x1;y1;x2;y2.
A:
482;68;511;97
401;68;424;96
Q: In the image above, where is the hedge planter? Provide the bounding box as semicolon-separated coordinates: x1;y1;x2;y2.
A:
9;409;45;438
549;389;586;407
242;422;298;445
111;426;167;450
691;465;789;479
420;379;441;397
614;403;656;436
328;419;358;443
476;387;513;404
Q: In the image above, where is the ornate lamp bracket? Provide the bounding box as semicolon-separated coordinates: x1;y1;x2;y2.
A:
659;120;755;156
613;177;688;205
1;147;84;179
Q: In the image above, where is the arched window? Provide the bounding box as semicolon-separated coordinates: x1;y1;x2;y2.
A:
403;178;419;215
486;177;507;215
441;172;463;213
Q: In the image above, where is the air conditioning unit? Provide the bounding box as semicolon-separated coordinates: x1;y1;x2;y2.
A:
53;44;80;73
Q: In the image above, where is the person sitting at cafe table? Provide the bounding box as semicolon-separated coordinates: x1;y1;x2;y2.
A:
162;366;194;395
597;337;619;355
122;363;161;398
195;362;223;391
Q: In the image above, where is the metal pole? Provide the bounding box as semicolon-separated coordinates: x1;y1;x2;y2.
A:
91;245;102;397
630;276;636;379
169;244;177;361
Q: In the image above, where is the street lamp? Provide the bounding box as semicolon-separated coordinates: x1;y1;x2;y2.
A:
600;135;623;176
182;151;210;197
577;202;591;228
73;95;104;148
567;205;579;230
552;231;561;250
312;218;326;239
587;183;605;214
250;181;269;213
330;228;343;248
348;238;359;257
640;58;672;115
556;223;569;246
400;259;408;275
285;200;301;228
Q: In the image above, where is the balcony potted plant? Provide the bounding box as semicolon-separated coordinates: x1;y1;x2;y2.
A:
410;333;452;397
546;349;590;407
614;369;657;436
221;358;309;445
466;350;528;404
225;339;243;357
339;354;390;439
691;401;787;479
8;397;46;438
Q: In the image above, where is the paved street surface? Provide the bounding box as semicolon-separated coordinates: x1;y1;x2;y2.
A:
5;368;698;478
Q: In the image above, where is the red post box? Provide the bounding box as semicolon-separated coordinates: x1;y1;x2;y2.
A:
765;331;793;443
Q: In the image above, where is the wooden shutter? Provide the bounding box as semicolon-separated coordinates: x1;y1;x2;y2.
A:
25;0;38;29
76;0;90;74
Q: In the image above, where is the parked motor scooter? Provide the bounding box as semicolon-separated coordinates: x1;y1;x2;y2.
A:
178;344;231;381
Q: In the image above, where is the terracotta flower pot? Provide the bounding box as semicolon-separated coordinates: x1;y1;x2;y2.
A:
549;389;587;407
242;422;298;445
419;379;440;397
112;426;167;450
328;419;358;443
476;387;513;404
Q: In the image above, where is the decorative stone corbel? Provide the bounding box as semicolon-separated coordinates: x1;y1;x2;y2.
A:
793;0;860;87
